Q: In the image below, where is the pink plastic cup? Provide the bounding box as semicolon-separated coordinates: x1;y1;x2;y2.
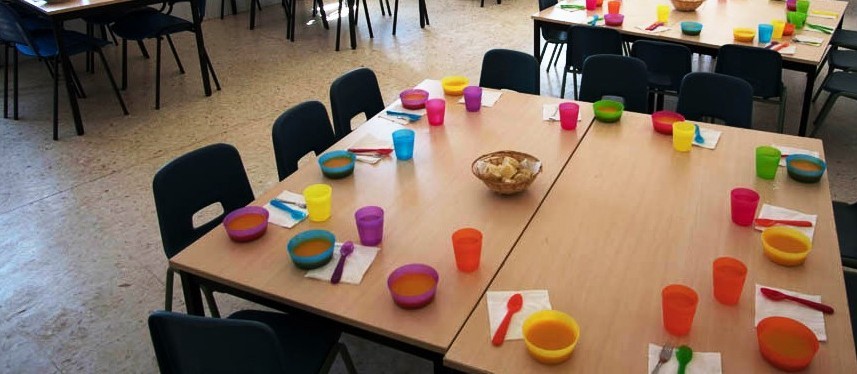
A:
559;102;579;131
731;188;760;226
463;86;482;112
585;0;597;10
426;98;446;126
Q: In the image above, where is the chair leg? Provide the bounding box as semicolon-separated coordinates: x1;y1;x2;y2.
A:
155;37;162;110
560;65;568;99
257;0;263;10
137;40;150;59
201;286;220;318
121;39;128;90
220;0;226;19
777;87;787;133
385;0;392;14
85;23;94;73
165;268;174;311
95;48;129;115
317;0;330;30
3;44;8;119
362;0;373;38
205;53;221;91
572;70;579;100
165;35;185;74
108;27;119;46
655;93;664;111
812;71;832;103
547;44;559;72
480;0;484;7
809;92;840;137
338;343;358;374
538;42;548;64
68;61;86;99
52;57;59;141
335;0;343;51
12;48;17;120
554;44;563;67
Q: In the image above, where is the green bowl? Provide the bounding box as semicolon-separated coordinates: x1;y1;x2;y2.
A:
593;100;624;123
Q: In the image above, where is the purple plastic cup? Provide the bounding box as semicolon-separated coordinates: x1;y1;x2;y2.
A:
731;188;760;226
463;86;482;112
355;206;384;246
387;264;439;309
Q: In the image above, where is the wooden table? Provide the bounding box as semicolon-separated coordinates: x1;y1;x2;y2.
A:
532;0;849;136
15;0;214;138
170;81;596;369
445;111;857;372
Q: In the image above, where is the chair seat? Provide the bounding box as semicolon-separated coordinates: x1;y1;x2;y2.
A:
829;50;857;71
112;9;193;40
647;72;675;90
834;201;857;267
832;29;857;50
15;29;108;58
21;15;51;32
228;310;342;374
543;29;567;43
823;72;857;95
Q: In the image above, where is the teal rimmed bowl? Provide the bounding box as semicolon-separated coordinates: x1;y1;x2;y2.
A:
786;154;826;184
318;150;356;179
286;230;336;269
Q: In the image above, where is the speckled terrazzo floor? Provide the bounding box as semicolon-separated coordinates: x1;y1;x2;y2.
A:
0;0;855;372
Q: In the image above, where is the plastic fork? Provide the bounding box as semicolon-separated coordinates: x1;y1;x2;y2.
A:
651;343;673;374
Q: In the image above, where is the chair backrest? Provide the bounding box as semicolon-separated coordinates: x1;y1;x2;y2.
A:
152;143;254;259
164;0;207;19
148;311;289;374
579;55;649;113
0;3;34;49
677;72;754;128
538;0;557;11
479;49;540;95
630;40;693;92
329;67;384;141
567;25;623;70
537;0;566;39
715;44;783;99
272;101;337;181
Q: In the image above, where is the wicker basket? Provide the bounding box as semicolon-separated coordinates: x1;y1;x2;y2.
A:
471;151;542;195
671;0;705;11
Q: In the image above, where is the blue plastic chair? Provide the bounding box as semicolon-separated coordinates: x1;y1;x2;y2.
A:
2;1;51;120
111;0;220;109
810;72;857;137
715;44;787;133
579;55;649;113
330;67;384;141
630;40;692;112
480;49;540;95
272;101;337;181
562;24;623;99
676;72;754;128
537;0;568;71
0;3;127;140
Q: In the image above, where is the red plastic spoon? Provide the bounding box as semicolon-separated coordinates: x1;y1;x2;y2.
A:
760;287;834;314
347;148;394;155
492;293;524;346
754;218;813;227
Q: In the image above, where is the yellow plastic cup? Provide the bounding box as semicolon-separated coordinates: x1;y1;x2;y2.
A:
772;20;786;39
303;184;332;222
657;5;670;23
672;121;695;152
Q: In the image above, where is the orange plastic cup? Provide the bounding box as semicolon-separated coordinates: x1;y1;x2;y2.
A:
662;284;698;336
712;257;747;305
607;0;621;14
452;228;482;272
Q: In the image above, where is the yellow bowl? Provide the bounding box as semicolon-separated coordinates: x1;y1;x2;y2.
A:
761;227;812;266
441;76;469;96
522;310;580;365
733;28;756;42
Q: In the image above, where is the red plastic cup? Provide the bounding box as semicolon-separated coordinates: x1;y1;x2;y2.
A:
662;284;698;336
452;228;482;272
607;0;621;14
731;188;760;226
426;98;446;126
355;206;384;246
713;257;747;305
585;0;597;10
559;102;579;130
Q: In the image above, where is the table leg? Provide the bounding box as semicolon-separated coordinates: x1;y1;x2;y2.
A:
230;0;238;16
50;20;83;138
419;0;427;28
798;69;816;137
392;0;398;35
190;0;213;97
179;271;205;316
533;20;541;62
250;0;257;30
348;0;357;49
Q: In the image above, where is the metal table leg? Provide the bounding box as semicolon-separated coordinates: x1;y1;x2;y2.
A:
50;20;84;139
189;0;213;97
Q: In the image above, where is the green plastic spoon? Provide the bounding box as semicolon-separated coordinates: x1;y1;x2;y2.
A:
676;345;693;374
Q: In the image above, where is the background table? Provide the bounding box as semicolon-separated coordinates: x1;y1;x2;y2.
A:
446;111;857;372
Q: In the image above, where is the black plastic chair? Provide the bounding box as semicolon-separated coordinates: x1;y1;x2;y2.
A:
810;72;857;137
561;24;623;99
715;44;787;133
833;201;857;268
149;310;357;374
330;67;384;141
479;49;540;95
844;269;857;356
0;3;128;140
813;50;857;102
272;101;337;181
111;0;221;109
831;28;857;50
579;55;648;113
630;40;692;112
537;0;567;72
2;2;51;121
676;72;754;128
152;143;255;318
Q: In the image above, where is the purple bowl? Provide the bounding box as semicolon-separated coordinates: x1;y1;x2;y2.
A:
387;264;439;309
223;206;269;242
604;13;624;26
400;89;429;110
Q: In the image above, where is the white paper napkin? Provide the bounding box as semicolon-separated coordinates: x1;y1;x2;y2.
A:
692;126;722;149
755;284;827;341
777;45;797;55
349;133;393;164
305;242;380;284
542;104;583;122
456;89;503;107
635;25;672;33
263;191;308;228
773;144;820;166
647;344;723;374
754;204;818;240
793;35;824;46
486;290;551;341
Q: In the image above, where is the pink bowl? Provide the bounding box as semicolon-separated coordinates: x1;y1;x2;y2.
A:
400;89;429;110
387;264;439;309
652;111;685;135
223;206;269;242
604;14;624;26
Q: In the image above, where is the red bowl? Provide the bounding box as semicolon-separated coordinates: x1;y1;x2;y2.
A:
400;89;429;110
223;206;269;242
757;316;819;371
652;111;685;135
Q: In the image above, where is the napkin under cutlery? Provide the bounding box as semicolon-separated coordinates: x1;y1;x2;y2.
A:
647;344;722;374
542;104;583;122
349;133;394;164
692;126;722;149
305;242;380;284
263;191;308;228
754;204;818;240
755;284;827;341
773;144;820;166
456;89;503;107
486;290;551;341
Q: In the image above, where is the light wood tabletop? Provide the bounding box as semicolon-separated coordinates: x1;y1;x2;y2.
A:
19;0;137;16
170;81;596;353
445;111;856;372
532;0;848;66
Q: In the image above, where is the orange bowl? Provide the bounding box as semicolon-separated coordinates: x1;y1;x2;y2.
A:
757;316;819;371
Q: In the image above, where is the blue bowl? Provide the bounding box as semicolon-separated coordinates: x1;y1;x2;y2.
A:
786;154;826;184
286;230;336;270
681;21;703;36
318;150;356;179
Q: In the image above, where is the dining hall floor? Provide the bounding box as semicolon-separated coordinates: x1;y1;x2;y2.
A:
1;0;856;372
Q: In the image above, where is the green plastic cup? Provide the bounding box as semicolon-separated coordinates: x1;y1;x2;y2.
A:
756;146;781;180
792;12;807;28
796;0;809;14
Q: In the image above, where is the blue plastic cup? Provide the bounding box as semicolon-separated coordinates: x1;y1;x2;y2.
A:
758;24;774;44
392;129;415;161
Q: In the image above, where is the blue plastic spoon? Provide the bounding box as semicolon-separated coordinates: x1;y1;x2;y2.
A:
694;124;704;144
270;199;307;220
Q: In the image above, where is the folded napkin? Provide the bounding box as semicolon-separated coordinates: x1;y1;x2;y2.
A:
456;89;503;107
263;191;308;228
777;45;797;55
647;344;722;374
542;104;583;122
349;133;393;164
754;204;817;240
305;242;380;284
773;144;820;166
378;113;412;125
635;25;672;33
486;290;551;341
793;34;824;46
755;284;827;341
808;11;838;19
692;126;722;150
